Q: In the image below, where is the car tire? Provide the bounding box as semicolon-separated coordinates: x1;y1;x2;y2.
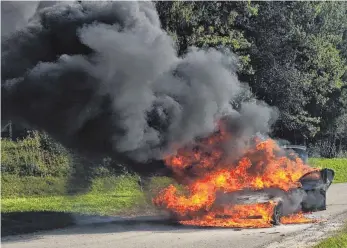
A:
271;202;283;225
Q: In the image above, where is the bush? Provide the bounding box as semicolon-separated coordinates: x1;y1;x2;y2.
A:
1;132;71;177
1;130;131;179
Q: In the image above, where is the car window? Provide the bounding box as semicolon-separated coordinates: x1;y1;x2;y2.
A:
291;149;308;163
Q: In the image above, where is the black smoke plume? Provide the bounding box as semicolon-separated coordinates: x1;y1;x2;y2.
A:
1;1;277;179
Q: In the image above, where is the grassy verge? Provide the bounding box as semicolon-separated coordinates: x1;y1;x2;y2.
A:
0;175;149;236
1;175;68;198
1;194;145;215
2;158;346;215
1;175;174;215
309;158;347;183
313;223;347;248
1;175;176;236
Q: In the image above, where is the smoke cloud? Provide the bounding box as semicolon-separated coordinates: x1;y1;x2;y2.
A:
1;1;277;175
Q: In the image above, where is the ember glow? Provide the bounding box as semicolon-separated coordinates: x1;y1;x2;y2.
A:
153;122;318;228
280;212;318;225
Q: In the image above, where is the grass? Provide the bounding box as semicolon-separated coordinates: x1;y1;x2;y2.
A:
309;158;347;183
1;157;346;216
313;223;347;248
1;133;70;177
1;175;172;215
1;175;68;198
2;158;346;215
1;194;145;215
1;175;158;236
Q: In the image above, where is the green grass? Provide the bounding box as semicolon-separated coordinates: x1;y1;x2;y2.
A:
2;158;346;216
1;175;68;198
1;175;170;236
313;223;347;248
309;158;347;183
1;176;144;215
1;175;171;215
1;194;145;215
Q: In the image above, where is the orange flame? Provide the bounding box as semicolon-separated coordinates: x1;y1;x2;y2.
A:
281;212;318;224
153;122;318;228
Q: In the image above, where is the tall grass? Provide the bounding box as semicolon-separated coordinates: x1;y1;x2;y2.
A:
1;131;71;177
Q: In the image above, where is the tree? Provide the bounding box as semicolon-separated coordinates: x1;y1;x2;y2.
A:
155;1;257;75
240;1;347;150
156;1;347;156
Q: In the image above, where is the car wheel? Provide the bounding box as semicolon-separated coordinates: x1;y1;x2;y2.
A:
271;202;283;225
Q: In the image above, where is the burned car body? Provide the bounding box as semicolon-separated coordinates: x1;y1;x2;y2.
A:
220;168;335;225
281;145;335;212
160;142;335;227
299;168;334;212
218;146;335;225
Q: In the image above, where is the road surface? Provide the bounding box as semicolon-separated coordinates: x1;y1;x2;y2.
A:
2;183;347;248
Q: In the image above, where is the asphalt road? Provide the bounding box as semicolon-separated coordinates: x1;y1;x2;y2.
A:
2;183;347;248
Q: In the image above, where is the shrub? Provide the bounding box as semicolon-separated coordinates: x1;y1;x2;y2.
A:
1;131;71;177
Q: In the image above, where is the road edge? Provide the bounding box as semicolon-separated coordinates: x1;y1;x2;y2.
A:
259;210;347;248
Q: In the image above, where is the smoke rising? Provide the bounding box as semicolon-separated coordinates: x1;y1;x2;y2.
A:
1;1;276;174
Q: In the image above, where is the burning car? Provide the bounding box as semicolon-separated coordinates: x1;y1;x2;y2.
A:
153;130;336;228
215;167;335;225
236;146;336;225
280;145;335;212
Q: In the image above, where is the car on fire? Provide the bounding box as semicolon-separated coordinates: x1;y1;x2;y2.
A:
220;145;335;225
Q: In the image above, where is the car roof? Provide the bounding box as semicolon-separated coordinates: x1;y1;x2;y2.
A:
281;145;307;151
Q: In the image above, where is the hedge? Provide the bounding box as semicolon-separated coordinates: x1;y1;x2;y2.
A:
1;132;70;177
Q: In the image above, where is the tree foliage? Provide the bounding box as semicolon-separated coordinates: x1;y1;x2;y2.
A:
156;1;347;156
155;1;256;74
